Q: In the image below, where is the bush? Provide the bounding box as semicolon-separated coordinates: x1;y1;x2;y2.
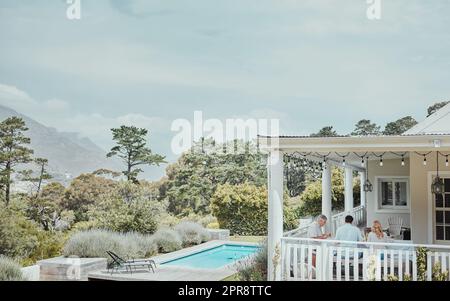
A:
235;240;267;281
86;181;168;234
0;256;24;281
0;203;40;260
210;183;268;235
174;221;211;247
207;222;220;229
152;229;183;253
62;230;156;262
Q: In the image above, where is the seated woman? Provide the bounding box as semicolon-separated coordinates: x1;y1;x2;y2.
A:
367;220;392;260
367;220;389;243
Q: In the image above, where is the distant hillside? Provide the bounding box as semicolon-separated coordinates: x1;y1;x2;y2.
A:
0;104;122;183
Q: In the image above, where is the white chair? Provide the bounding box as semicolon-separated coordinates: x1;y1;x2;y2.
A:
387;216;403;240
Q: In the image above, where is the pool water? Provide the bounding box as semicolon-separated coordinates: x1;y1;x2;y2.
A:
161;244;260;269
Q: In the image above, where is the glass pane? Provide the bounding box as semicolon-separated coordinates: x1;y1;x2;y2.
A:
445;194;450;208
436;211;444;224
381;181;393;206
436;194;444;208
445;179;450;193
395;182;407;206
446;227;450;241
445;211;450;224
437;226;444;240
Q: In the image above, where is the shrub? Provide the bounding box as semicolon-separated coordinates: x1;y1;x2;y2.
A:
0;256;24;281
0;203;40;260
174;221;211;247
207;222;220;229
62;230;156;262
235;240;267;281
87;181;168;234
152;229;183;253
210;183;268;235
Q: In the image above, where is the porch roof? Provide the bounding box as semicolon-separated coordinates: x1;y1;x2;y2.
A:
258;133;450;152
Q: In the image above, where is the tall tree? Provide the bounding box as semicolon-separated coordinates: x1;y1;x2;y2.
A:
351;119;381;136
0;117;34;205
310;126;339;137
427;101;450;117
20;158;52;198
383;116;418;135
107;125;166;183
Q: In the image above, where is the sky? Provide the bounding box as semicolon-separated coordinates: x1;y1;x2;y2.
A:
1;0;450;180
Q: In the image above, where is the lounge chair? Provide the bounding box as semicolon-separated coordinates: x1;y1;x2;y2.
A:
106;251;157;275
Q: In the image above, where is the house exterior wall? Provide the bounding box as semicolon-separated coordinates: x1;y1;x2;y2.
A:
366;158;411;230
409;152;450;244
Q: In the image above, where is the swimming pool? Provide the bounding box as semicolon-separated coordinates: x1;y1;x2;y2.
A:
161;244;260;269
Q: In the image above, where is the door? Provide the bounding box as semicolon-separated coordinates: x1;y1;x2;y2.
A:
434;178;450;244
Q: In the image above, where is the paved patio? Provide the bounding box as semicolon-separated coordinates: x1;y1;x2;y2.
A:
88;240;259;281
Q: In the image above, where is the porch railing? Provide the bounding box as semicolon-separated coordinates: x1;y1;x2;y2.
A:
284;205;366;238
281;237;450;281
331;205;366;233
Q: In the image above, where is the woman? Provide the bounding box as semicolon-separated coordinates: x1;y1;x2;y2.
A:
367;220;388;243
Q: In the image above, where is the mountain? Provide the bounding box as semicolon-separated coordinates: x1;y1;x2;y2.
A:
0;104;122;184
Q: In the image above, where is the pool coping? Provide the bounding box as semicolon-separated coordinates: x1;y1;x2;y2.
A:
154;240;259;267
88;240;260;281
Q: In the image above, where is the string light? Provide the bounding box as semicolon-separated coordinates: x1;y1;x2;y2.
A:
379;157;383;167
401;155;405;167
361;158;365;167
342;158;346;167
446;155;449;167
423;155;427;166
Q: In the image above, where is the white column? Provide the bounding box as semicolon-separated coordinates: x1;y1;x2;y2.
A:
322;163;332;232
360;171;366;207
267;150;284;281
344;167;354;212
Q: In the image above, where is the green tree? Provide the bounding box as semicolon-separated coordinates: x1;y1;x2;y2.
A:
0;117;34;205
383;116;418;135
427;101;450;117
20;158;52;198
164;139;267;216
310;126;339;137
107;125;166;183
62;173;117;222
351;119;381;136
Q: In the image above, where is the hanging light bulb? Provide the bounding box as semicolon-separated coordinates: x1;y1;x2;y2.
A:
361;158;365;167
401;156;405;167
423;155;427;166
342;158;346;167
446;155;449;167
379;157;383;167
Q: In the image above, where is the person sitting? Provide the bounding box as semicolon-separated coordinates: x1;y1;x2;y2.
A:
307;215;331;268
307;215;332;239
335;215;363;242
367;220;391;243
335;215;364;260
367;220;392;260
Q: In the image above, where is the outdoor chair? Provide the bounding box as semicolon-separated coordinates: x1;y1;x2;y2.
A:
387;217;404;240
106;251;157;275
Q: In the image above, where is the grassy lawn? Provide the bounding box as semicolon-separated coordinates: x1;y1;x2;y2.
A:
228;235;266;243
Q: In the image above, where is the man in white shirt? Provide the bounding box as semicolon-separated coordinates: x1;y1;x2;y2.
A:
307;215;332;239
335;215;363;242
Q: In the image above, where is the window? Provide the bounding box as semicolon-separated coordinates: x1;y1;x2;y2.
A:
435;178;450;242
378;178;409;209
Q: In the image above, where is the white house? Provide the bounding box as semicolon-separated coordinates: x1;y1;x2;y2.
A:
260;103;450;281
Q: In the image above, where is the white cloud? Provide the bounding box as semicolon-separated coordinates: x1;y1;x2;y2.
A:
0;83;38;112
